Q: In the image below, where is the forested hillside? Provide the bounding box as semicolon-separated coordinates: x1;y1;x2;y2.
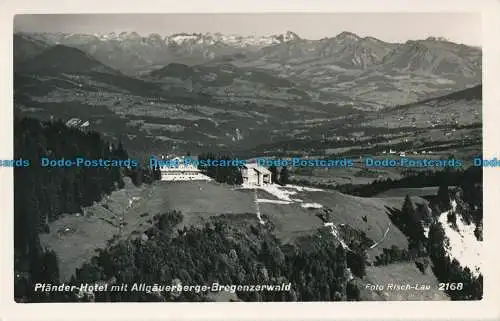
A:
368;169;483;300
52;212;362;302
13;116;151;301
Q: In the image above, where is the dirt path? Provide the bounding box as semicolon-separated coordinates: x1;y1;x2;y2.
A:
253;188;265;225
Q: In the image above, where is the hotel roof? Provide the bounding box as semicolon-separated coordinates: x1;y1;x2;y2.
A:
244;163;271;175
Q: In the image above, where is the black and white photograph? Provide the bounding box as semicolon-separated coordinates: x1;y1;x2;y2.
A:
12;12;484;303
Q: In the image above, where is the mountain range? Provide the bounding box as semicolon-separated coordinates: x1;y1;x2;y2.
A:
13;30;482;156
14;30;481;108
13;30;483;107
16;31;300;74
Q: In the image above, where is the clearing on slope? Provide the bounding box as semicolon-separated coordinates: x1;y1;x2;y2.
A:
40;179;257;280
239;183;409;257
153;180;256;229
302;189;409;256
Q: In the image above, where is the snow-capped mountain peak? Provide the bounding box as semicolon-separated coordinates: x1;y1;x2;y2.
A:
165;31;300;47
93;31;140;41
280;30;301;42
426;36;450;42
167;33;206;45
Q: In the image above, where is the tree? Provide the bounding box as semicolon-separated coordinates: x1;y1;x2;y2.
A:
437;182;450;211
268;165;278;184
114;140;128;160
402;195;416;219
39;249;60;282
235;170;243;185
153;165;162;181
346;281;360;301
279;167;289;186
346;252;365;278
397;195;415;235
401;195;426;247
131;167;143;186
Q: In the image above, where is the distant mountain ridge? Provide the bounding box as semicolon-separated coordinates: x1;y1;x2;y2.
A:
15;30;303;73
377;38;480;78
14;30;482;108
18;44;119;75
16;31;481;76
13;41;481;157
20;30;301;48
252;31;398;69
13;34;51;68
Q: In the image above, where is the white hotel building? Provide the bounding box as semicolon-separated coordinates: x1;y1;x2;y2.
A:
156;156;211;182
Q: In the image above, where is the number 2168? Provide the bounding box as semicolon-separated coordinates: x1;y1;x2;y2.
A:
439;283;463;291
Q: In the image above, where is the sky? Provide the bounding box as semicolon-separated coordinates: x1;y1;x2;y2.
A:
14;13;482;46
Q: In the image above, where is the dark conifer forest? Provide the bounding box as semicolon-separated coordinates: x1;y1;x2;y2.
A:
65;213;360;302
197;152;243;185
14;116;158;302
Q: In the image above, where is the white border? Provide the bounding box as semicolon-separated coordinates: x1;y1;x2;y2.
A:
1;1;499;320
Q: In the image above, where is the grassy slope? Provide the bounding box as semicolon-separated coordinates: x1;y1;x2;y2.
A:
304;190;409;256
40;177;151;281
252;185;409;255
40;179;256;281
155;180;256;229
260;202;323;243
41;179;410;282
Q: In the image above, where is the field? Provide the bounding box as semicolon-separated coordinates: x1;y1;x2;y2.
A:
154;180;257;229
374;187;440;198
292;165;403;186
